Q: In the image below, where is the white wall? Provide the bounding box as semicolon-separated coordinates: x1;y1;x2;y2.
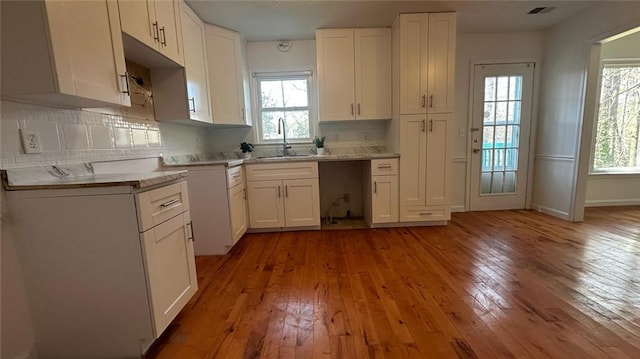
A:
453;32;544;211
533;2;640;220
584;31;640;207
208;40;388;154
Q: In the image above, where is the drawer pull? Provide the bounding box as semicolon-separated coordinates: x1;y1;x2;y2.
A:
232;174;240;179
377;165;392;169
419;212;433;216
160;199;180;208
187;221;195;242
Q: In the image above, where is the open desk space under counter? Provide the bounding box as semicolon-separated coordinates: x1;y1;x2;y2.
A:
2;164;197;358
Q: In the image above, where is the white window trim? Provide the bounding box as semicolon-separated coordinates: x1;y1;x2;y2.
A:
589;59;640;175
251;70;316;145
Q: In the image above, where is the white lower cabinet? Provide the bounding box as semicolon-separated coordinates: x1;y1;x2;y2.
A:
176;165;247;255
6;180;196;358
246;162;320;230
140;210;197;336
365;159;399;226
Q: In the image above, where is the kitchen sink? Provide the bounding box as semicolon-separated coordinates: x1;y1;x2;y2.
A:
255;154;315;160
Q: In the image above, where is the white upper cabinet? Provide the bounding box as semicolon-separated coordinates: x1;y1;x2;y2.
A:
152;2;212;124
398;13;456;115
316;28;391;122
205;24;252;126
118;0;184;66
0;0;130;108
181;4;212;123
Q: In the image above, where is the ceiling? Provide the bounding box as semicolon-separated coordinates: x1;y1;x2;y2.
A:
186;1;602;42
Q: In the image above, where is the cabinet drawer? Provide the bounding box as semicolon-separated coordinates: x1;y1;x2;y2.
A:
137;181;190;232
400;206;450;222
226;166;244;189
245;162;318;181
371;158;398;176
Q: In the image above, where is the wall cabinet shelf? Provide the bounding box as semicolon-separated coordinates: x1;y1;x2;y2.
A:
0;0;131;108
316;28;392;122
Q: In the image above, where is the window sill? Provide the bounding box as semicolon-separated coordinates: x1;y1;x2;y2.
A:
588;171;640;178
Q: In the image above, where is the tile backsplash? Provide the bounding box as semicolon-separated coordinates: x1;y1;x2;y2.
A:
1;100;210;169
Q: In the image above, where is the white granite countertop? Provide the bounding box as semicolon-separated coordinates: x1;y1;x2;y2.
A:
245;152;400;164
1;164;188;191
162;152;400;167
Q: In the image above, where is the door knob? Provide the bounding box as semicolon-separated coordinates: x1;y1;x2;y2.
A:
473;148;481;153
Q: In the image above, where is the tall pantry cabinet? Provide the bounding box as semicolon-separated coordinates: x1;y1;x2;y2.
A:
391;13;456;223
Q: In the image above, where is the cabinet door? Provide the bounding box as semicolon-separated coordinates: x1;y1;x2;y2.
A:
283;179;320;227
141;211;197;337
316;29;356;121
399;115;427;207
181;4;212;123
229;185;248;243
118;0;157;50
399;13;429;115
247;180;285;228
206;25;247;125
154;0;183;65
372;175;398;223
427;13;456;114
425;114;452;206
46;0;130;106
354;28;391;120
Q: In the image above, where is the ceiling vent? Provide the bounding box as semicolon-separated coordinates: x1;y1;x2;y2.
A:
528;7;556;14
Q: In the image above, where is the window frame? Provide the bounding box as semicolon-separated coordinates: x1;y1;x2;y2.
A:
589;59;640;175
252;71;316;144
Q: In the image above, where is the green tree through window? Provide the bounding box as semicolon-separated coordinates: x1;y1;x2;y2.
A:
257;75;311;142
593;63;640;171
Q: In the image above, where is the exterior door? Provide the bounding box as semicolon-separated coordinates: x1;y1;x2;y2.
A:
470;63;534;210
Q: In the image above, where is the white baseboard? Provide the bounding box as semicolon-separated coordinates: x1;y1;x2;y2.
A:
532;203;571;220
451;205;466;213
584;199;640;207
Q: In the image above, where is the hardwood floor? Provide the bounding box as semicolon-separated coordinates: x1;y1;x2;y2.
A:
148;207;640;358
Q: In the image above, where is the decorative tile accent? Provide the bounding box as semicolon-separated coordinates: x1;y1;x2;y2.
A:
132;129;147;148
114;127;133;149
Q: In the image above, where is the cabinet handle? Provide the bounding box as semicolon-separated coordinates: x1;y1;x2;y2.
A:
232;174;240;179
374;181;377;194
422;95;426;108
243;189;247;200
119;73;130;95
377;165;392;169
357;103;361;115
189;97;196;113
419;212;433;216
160;26;167;46
152;21;159;42
241;108;245;120
429;95;434;108
429;119;433;132
421;119;426;132
351;103;354;115
187;221;195;242
160;198;180;208
285;185;288;197
278;185;281;198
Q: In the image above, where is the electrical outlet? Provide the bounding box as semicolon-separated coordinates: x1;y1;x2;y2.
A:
20;129;42;154
343;193;350;203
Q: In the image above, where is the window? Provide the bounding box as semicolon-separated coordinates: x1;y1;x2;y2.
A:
255;72;313;143
592;62;640;172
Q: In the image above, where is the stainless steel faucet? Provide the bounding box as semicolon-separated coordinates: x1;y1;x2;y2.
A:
277;117;292;156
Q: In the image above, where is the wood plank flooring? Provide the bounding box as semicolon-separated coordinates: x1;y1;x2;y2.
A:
147;207;640;358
